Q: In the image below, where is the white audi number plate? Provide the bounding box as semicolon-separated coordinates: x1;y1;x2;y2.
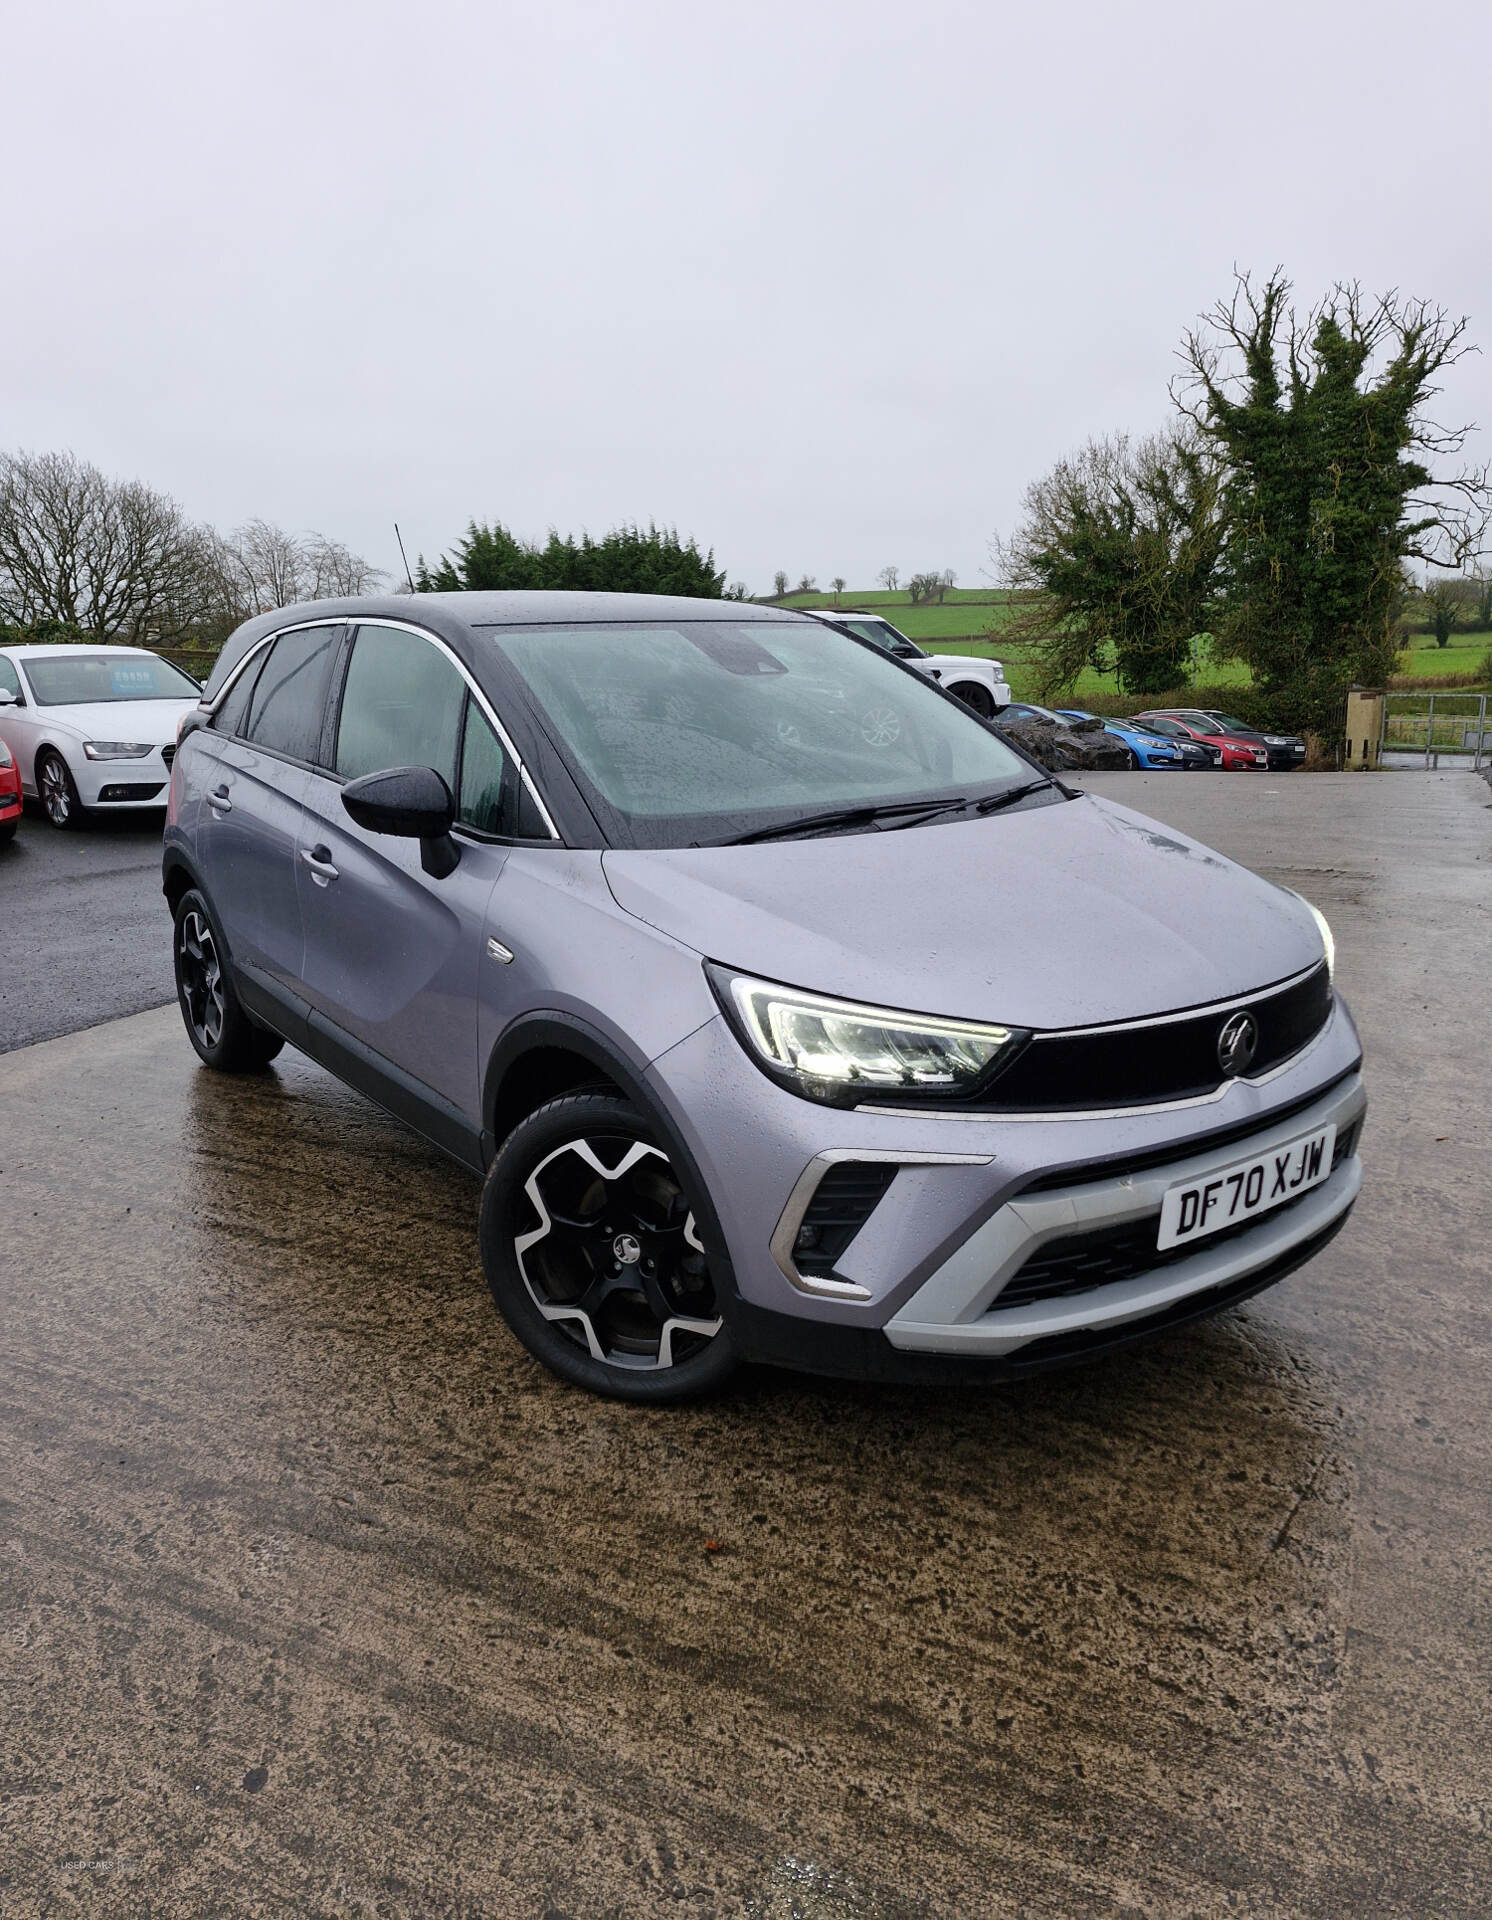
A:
1157;1123;1337;1251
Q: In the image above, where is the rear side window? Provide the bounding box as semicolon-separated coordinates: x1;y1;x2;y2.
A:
335;624;465;786
245;626;338;762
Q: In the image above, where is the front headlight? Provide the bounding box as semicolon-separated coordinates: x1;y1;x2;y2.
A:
0;740;12;768
83;741;155;760
708;965;1025;1106
1284;891;1335;981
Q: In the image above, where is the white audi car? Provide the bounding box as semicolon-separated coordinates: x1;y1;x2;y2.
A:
799;609;1012;718
0;644;202;829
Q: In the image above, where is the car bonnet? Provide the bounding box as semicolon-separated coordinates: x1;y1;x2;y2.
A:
601;794;1324;1031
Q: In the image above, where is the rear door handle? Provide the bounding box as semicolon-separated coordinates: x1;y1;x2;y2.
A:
300;846;339;886
207;785;232;814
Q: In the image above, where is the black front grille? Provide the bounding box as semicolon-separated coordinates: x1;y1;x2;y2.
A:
980;963;1332;1112
793;1162;898;1278
161;743;176;770
994;1124;1357;1312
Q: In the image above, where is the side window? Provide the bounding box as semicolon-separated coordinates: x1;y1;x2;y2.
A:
0;656;20;700
335;624;464;786
458;699;509;834
212;649;266;737
244;626;338;763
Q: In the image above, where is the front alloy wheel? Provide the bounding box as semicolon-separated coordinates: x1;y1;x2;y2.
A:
480;1093;735;1401
38;751;82;829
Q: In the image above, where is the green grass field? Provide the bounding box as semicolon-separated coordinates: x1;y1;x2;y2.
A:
771;590;1492;699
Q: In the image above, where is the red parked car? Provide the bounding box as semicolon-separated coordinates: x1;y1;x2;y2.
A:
1133;710;1268;771
0;736;21;843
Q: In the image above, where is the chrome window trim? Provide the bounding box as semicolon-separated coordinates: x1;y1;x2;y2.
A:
205;615;560;841
770;1147;992;1299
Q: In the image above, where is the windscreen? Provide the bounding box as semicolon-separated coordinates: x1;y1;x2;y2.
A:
23;653;200;706
485;621;1031;847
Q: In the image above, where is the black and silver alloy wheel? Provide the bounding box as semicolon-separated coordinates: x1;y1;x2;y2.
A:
177;906;227;1051
171;887;285;1072
38;750;81;829
480;1093;736;1401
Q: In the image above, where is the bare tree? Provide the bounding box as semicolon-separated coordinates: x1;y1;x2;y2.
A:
221;518;384;616
830;576;846;602
796;573;817;594
0;449;215;643
877;565;899;593
773;570;789;597
940;568;957;601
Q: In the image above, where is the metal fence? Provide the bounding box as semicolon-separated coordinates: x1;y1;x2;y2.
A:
1381;692;1489;770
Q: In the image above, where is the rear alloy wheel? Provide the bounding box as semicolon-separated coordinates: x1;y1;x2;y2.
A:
173;888;285;1072
480;1092;736;1401
952;682;995;720
38;750;84;830
1126;747;1141;769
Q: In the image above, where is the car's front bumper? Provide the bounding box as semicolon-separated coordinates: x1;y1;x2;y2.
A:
649;998;1365;1379
72;749;172;808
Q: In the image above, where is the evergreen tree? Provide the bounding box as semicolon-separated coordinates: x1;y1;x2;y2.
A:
418;521;725;598
1178;272;1490;732
998;431;1224;697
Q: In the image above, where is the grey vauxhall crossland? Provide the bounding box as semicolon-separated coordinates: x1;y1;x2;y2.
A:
162;593;1366;1401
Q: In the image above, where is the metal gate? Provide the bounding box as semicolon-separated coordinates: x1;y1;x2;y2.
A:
1380;692;1490;770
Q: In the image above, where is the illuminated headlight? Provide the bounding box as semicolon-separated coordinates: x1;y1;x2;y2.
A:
1284;891;1335;981
1305;901;1335;981
83;741;155;760
708;965;1024;1106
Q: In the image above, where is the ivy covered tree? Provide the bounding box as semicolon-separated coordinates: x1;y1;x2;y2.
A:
997;430;1224;696
419;521;725;598
1178;272;1491;731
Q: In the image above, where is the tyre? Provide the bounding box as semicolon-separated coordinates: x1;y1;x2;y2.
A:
172;888;286;1072
951;682;994;720
480;1092;737;1402
1126;747;1141;769
37;749;85;830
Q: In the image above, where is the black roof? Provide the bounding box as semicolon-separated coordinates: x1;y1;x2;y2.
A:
202;591;808;698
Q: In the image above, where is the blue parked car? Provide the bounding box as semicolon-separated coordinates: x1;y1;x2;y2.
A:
1055;711;1189;769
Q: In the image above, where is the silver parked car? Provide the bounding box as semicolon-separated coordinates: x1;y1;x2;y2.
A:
163;594;1365;1401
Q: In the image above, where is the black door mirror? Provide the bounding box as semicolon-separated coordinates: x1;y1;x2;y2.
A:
891;642;920;659
341;765;460;878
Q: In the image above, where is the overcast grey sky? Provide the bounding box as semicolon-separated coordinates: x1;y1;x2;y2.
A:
8;0;1491;594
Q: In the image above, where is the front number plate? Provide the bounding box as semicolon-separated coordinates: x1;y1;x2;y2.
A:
1157;1123;1337;1251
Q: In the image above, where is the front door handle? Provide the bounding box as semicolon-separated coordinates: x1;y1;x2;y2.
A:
207;785;232;814
300;846;339;887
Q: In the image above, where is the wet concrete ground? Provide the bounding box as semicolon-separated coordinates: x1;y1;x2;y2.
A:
1;771;1489;1916
0;805;171;1052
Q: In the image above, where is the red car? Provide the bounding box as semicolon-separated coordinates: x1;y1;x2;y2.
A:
0;736;21;844
1133;709;1268;771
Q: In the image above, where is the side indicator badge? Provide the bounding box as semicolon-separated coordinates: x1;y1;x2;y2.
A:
486;936;515;965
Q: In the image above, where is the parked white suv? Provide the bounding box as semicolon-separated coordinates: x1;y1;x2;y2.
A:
799;609;1011;718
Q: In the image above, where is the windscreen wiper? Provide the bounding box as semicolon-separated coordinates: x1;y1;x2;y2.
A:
878;778;1056;830
718;797;970;846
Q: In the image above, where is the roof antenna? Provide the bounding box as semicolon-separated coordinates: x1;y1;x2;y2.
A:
394;522;416;594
